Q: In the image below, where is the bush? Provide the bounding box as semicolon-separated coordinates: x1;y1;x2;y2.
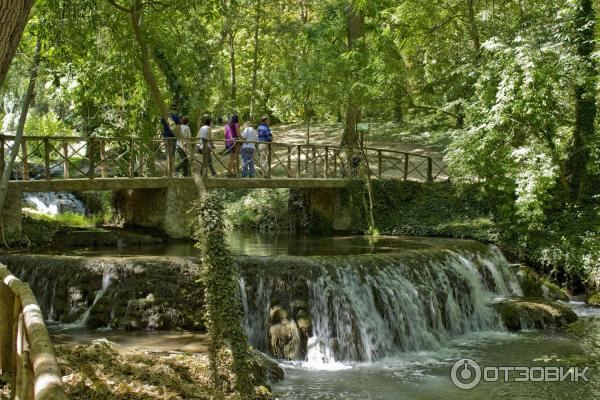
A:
223;189;292;232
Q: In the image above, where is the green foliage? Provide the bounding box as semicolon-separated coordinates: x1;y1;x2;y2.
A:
191;191;253;398
347;180;498;242
24;111;72;136
25;211;102;229
224;189;292;232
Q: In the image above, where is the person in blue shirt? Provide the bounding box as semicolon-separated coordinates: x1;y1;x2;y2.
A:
161;111;181;165
257;115;272;175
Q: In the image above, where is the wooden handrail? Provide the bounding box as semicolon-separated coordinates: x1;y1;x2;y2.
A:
4;135;448;182
0;264;66;400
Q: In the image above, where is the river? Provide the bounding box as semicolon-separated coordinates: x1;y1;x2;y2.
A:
11;232;600;399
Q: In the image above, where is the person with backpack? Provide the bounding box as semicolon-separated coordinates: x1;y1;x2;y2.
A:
257;115;273;175
224;113;239;176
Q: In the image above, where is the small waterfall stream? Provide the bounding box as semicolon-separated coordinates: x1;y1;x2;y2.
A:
239;244;522;364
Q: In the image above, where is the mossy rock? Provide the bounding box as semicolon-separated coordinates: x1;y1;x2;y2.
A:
585;292;600;307
494;298;577;332
516;266;568;300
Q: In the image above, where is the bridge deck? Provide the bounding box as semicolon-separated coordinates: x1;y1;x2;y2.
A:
9;177;351;192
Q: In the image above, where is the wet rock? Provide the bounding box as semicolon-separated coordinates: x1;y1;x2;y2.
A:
0;255;204;331
494;298;577;331
516;266;568;301
269;306;301;360
585;292;600;307
249;350;285;384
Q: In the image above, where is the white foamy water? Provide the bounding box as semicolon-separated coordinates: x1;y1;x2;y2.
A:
23;192;86;215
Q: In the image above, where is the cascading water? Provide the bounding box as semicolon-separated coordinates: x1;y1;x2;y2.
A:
239;244;522;365
22;192;86;215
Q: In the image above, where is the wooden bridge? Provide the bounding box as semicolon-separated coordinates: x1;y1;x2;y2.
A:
3;135;448;192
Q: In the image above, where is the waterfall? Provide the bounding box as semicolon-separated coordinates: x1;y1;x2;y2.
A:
68;271;114;328
239;244;521;364
23;192;86;215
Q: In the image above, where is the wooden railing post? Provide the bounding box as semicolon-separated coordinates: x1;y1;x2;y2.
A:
129;138;135;178
44;138;51;180
267;144;272;178
202;140;209;177
333;149;338;177
0;135;5;178
310;147;316;178
100;140;107;178
377;150;383;179
0;282;15;379
324;146;329;178
296;145;302;179
62;140;70;179
166;139;174;177
427;158;433;182
235;144;241;178
403;153;409;181
21;139;29;181
88;138;96;179
287;147;292;175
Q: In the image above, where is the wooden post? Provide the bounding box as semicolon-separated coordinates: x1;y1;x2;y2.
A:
377;150;382;179
312;147;317;178
333;150;338;177
324;146;329;178
21;139;29;181
44;138;51;180
129;138;135;178
235;144;241;178
427;157;433;182
62;140;70;179
202;140;209;177
296;145;302;179
0;282;15;378
287;147;292;174
267;144;272;178
403;153;409;181
166;140;173;177
88;139;96;179
99;140;107;178
0;135;5;178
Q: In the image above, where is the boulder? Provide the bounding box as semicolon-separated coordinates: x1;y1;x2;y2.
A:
585;292;600;307
494;298;577;332
269;306;301;360
516;266;568;301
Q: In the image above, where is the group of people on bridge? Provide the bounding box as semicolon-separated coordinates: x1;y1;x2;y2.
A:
161;112;273;178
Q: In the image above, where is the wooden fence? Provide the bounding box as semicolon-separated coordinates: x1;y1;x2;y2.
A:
0;264;66;400
1;135;449;182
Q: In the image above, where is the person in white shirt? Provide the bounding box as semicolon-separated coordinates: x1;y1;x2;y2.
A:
197;116;216;176
176;116;191;176
241;121;258;178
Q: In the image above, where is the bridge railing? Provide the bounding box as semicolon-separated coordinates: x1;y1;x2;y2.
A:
1;135;449;182
0;264;66;399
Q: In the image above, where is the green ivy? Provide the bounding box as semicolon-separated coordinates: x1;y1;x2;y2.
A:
191;191;253;398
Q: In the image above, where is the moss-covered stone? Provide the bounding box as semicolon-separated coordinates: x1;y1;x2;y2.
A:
516;266;568;300
585;292;600;307
494;298;577;331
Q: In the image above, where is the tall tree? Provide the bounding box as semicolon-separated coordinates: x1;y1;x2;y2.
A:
341;0;365;147
567;0;596;202
0;0;36;86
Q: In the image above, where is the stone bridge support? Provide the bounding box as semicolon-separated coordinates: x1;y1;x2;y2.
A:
2;188;22;241
291;188;353;233
114;182;198;239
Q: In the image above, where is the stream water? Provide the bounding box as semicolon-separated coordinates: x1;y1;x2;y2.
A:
15;233;600;399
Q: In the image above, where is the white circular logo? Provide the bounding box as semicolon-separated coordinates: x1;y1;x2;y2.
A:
451;359;482;390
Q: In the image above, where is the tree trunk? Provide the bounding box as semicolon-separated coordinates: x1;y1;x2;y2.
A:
249;0;261;120
0;0;36;86
228;29;237;107
341;1;364;147
568;0;596;202
466;0;481;55
0;37;41;216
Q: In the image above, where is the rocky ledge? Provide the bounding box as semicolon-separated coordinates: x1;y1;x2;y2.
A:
494;298;578;331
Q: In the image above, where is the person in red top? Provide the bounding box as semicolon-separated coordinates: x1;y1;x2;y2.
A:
224;114;239;176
